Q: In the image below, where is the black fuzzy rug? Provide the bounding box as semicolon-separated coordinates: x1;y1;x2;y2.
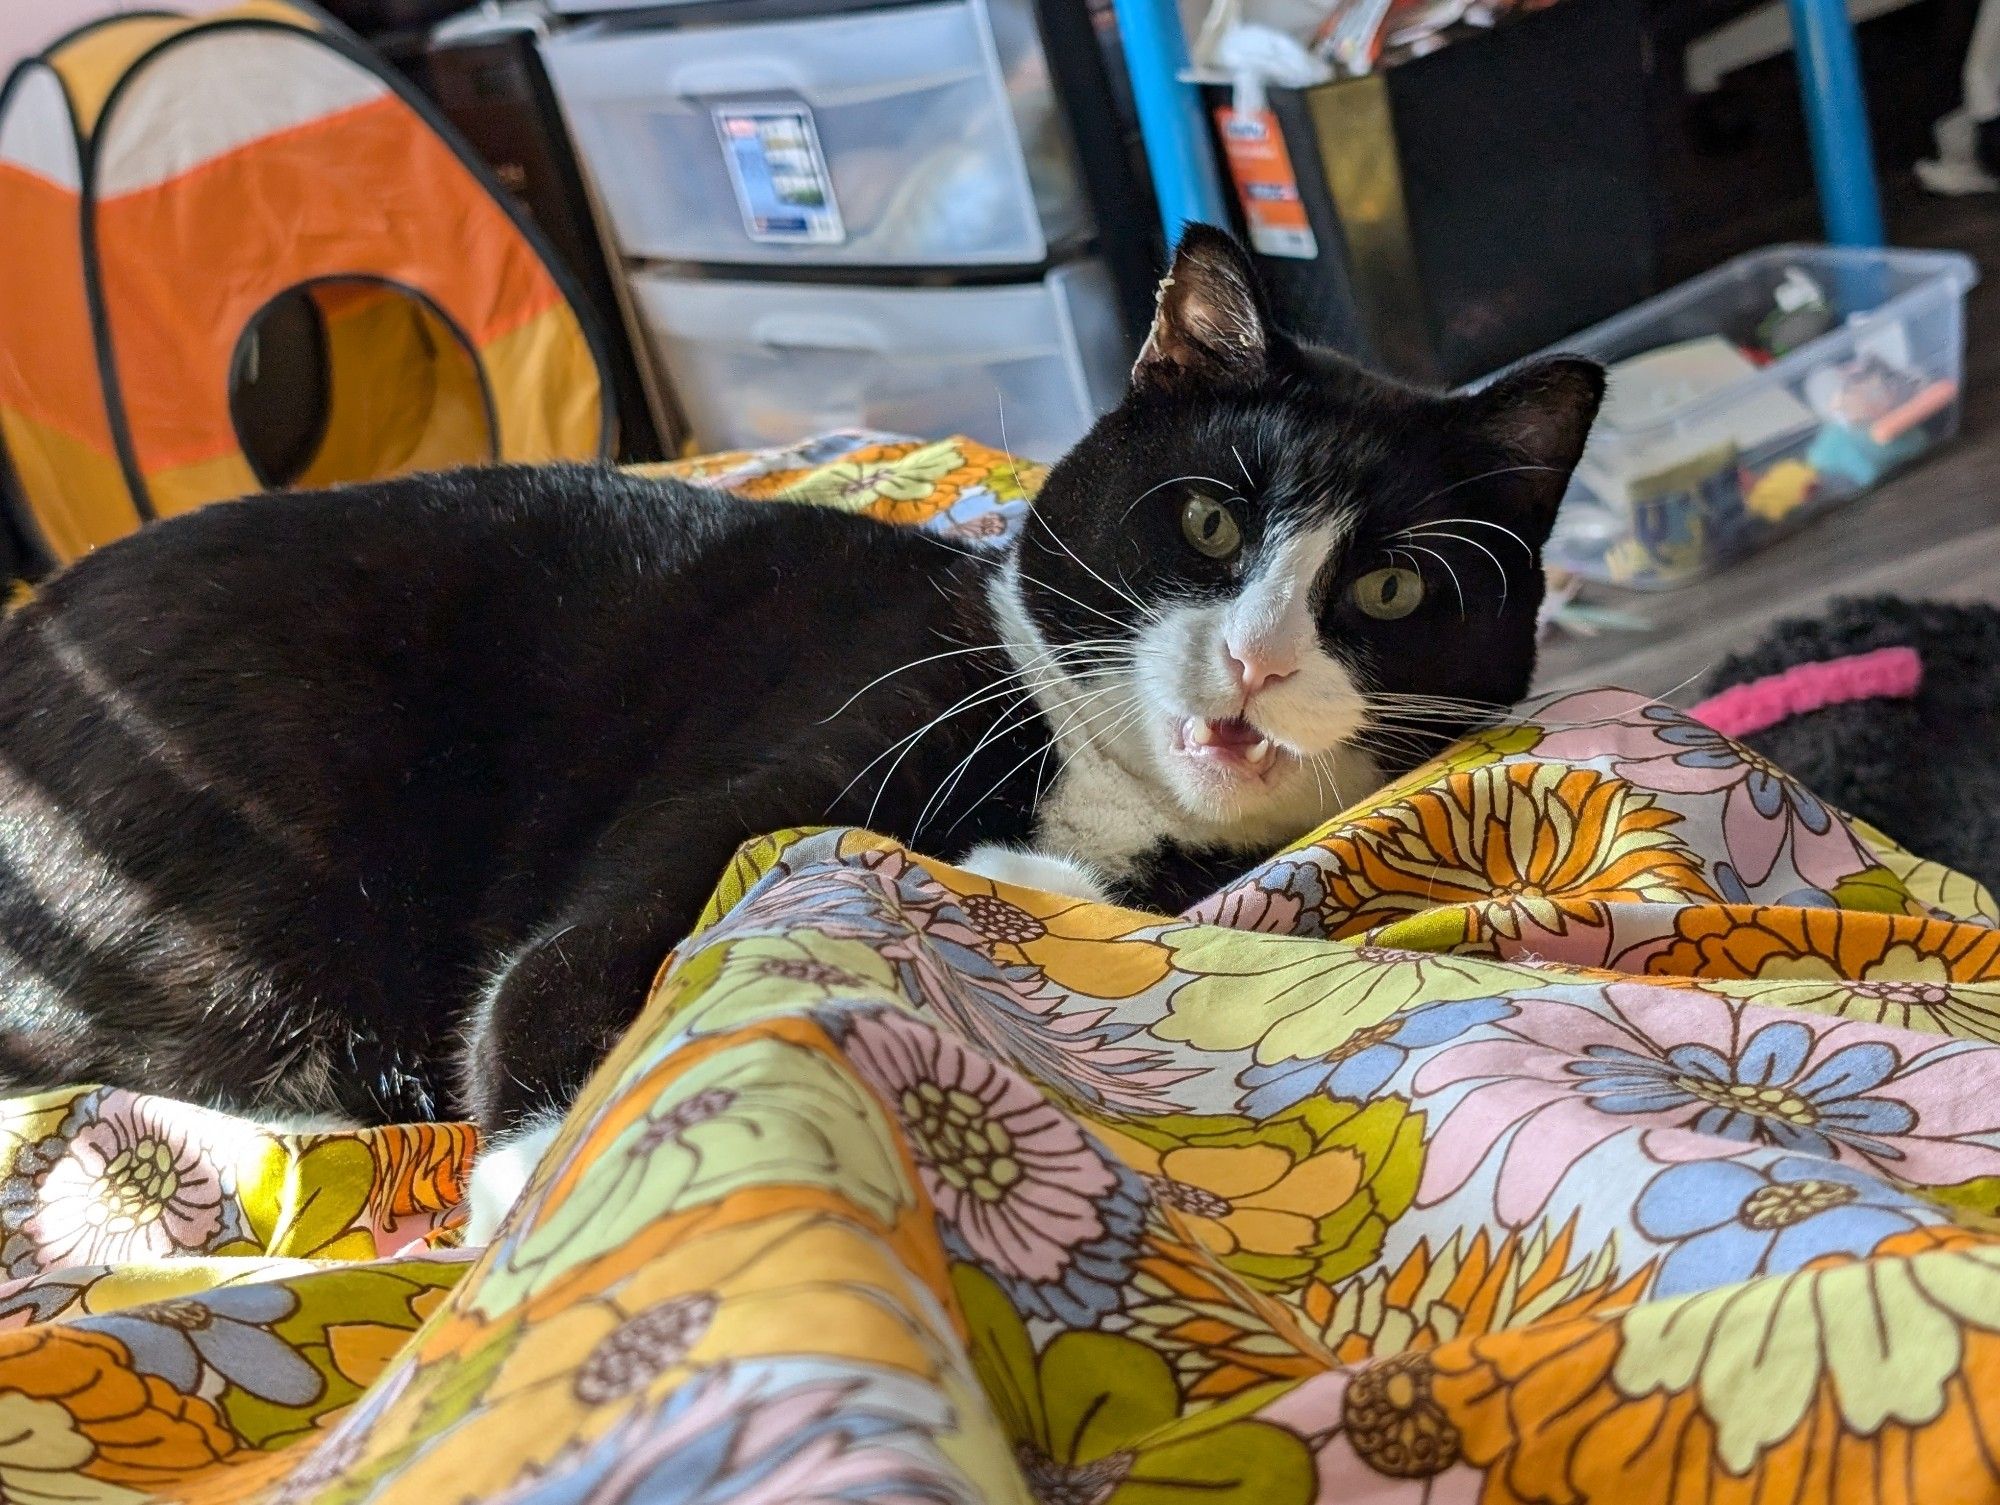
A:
1702;596;2000;893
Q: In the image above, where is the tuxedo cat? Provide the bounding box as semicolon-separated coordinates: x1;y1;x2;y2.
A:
0;228;1600;1235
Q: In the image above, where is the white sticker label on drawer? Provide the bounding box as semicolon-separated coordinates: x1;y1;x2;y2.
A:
713;105;845;245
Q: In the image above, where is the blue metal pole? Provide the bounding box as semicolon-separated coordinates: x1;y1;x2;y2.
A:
1108;0;1231;244
1784;0;1886;245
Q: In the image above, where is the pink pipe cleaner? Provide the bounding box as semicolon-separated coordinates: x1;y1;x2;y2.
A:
1686;645;1924;741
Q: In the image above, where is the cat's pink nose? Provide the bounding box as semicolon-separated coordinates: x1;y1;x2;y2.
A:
1227;643;1298;695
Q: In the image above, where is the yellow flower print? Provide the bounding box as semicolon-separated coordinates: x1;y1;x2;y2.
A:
687;827;828;936
1090;1099;1424;1290
1094;1128;1360;1261
325;1284;451;1390
775;440;970;520
0;1328;236;1492
1659;907;2000;1044
1122;1227;1333;1400
1426;1229;2000;1504
408;1207;967;1501
0;1391;148;1505
1850;817;2000;925
656;931;903;1039
925;864;1174;1000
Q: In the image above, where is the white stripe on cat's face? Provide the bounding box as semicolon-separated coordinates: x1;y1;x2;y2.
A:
1126;518;1372;833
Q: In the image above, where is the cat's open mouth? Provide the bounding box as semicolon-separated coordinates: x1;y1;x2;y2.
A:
1176;716;1287;779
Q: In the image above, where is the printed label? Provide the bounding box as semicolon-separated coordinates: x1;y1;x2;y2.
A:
713;104;845;245
1214;107;1318;260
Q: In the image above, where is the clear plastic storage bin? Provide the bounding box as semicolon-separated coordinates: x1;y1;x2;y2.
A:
1535;245;1977;588
539;0;1085;268
630;261;1127;460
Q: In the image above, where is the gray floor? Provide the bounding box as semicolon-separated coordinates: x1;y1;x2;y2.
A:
1534;190;2000;700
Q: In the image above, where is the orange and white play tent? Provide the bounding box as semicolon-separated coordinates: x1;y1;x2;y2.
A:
0;0;610;566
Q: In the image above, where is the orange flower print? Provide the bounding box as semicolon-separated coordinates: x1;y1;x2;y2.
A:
926;866;1174;1000
1300;1217;1655;1366
1412;1242;2000;1505
1312;763;1717;944
365;1120;479;1236
1653;905;2000;988
1652;906;2000;1046
0;1327;237;1491
1125;1229;1335;1400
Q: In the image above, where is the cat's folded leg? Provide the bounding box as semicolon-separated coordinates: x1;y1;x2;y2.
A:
956;843;1112;903
460;894;692;1136
456;842;724;1240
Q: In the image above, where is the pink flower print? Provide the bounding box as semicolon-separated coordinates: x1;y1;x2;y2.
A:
841;1008;1144;1322
1410;984;2000;1225
1535;692;1869;890
1187;881;1307;935
6;1091;227;1272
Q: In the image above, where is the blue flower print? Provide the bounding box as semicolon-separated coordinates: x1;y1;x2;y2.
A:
1635;1154;1941;1296
1238;997;1516;1117
93;1281;324;1406
1567;1017;1916;1158
1643;705;1834;836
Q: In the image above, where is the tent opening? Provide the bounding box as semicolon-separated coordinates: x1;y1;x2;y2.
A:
229;279;496;492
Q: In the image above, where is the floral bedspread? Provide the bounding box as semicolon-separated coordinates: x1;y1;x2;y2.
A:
5;439;2000;1505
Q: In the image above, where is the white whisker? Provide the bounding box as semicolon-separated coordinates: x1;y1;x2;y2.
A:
1394;543;1466;618
940;689;1143;840
1409;464;1565;511
1394;530;1508;604
1120;472;1234;522
913;672;1130;838
1390;514;1534;557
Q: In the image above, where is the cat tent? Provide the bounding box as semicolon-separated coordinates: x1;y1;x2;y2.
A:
0;0;611;567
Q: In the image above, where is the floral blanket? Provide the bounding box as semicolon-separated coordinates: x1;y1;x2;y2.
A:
4;437;2000;1505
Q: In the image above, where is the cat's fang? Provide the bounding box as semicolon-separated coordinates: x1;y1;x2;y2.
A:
1245;738;1273;766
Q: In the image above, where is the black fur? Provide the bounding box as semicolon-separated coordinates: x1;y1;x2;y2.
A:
0;227;1602;1135
0;469;1047;1130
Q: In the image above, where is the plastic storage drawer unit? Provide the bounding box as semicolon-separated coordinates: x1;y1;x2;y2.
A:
1540;244;1977;589
539;0;1086;269
630;262;1126;460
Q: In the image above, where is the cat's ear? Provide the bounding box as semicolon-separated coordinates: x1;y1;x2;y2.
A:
1454;356;1606;521
1132;224;1272;391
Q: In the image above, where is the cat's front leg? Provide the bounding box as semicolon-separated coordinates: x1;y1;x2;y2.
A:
955;842;1113;903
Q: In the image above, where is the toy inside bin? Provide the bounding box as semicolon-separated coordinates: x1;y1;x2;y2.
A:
1522;245;1978;589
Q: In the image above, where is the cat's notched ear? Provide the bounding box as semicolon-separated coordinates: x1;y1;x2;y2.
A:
1132;224;1272;391
1459;356;1607;513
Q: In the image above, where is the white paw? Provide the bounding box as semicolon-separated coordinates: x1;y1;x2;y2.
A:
956;843;1112;903
463;1113;563;1245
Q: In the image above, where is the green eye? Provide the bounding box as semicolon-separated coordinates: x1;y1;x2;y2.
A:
1351;566;1424;620
1180;494;1242;559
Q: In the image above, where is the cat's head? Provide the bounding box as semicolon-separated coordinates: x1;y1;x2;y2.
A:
1007;225;1603;845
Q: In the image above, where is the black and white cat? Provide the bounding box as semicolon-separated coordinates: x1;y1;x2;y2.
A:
0;228;1600;1236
